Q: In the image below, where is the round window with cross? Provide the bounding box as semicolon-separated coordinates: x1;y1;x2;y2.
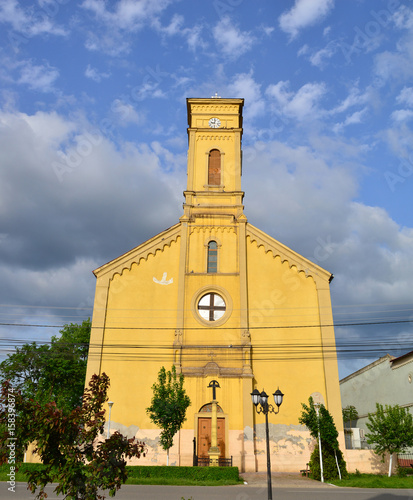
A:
197;293;226;322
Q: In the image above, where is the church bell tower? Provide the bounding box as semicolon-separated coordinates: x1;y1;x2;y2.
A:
182;97;245;222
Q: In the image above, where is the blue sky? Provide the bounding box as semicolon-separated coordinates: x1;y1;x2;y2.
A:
0;0;412;379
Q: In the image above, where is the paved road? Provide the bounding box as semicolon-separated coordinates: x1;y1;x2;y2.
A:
4;482;413;500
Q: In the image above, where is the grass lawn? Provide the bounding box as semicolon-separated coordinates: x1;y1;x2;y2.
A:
329;473;413;488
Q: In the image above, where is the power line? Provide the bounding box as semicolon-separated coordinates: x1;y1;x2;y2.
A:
0;318;412;330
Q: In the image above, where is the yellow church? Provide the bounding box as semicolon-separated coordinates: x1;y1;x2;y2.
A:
85;97;344;472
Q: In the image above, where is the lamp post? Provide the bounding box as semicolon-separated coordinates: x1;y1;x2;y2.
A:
314;402;324;483
107;401;114;439
251;387;284;500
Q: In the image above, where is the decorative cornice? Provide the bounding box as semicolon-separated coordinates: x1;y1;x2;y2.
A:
93;223;181;281
246;224;332;284
191;105;240;113
189;226;236;235
182;364;249;378
196;135;233;141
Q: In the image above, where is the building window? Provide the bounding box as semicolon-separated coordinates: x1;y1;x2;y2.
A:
198;293;226;322
208;149;221;185
207;240;218;273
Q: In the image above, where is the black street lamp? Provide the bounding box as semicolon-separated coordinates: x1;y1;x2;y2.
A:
251;387;284;500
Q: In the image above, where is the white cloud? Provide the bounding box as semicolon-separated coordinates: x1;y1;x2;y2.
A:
333;108;368;133
110;99;143;126
152;14;208;53
81;0;173;54
213;16;255;58
228;71;264;120
392;5;413;30
262;26;275;37
263;83;373;132
374;50;413;84
309;41;338;68
331;85;370;114
84;30;131;56
390;109;413;122
243;139;413;327
161;13;184;36
0;108;184;274
0;108;189;362
323;26;331;37
384;122;413;159
85;64;111;83
266;80;327;121
333;203;413;304
297;44;309;56
278;0;334;39
342;108;367;125
129;79;167;102
81;0;172;31
0;0;68;37
185;24;208;52
17;61;59;92
374;16;413;85
396;86;413;107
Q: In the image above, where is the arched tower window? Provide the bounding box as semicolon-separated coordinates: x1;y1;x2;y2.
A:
207;241;218;273
208;149;221;185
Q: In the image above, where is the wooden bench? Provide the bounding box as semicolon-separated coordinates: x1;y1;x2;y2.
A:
300;463;310;477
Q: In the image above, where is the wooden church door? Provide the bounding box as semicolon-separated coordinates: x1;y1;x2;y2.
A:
197;417;225;457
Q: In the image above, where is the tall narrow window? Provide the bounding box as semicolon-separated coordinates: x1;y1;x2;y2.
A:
208;149;221;185
207;241;218;273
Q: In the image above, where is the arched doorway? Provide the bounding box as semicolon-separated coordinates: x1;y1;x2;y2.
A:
197;403;226;458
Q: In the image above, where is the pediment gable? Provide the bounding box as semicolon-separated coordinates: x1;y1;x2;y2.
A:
93;223;181;281
246;224;333;284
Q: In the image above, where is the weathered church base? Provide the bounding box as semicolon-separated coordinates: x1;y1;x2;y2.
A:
123;425;318;472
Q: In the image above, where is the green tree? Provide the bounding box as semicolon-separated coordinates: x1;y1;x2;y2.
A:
146;365;191;465
0;319;90;414
299;397;347;481
0;373;146;499
366;403;413;477
342;405;358;428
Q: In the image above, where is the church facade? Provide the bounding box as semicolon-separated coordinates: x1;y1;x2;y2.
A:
85;97;344;471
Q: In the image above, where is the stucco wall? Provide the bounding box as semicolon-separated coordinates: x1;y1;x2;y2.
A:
341;355;413;439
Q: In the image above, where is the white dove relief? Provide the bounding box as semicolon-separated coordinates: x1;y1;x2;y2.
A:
153;272;173;285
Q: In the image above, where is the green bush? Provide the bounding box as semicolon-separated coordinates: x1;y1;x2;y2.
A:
309;445;348;481
0;463;240;485
396;465;410;477
125;465;239;482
